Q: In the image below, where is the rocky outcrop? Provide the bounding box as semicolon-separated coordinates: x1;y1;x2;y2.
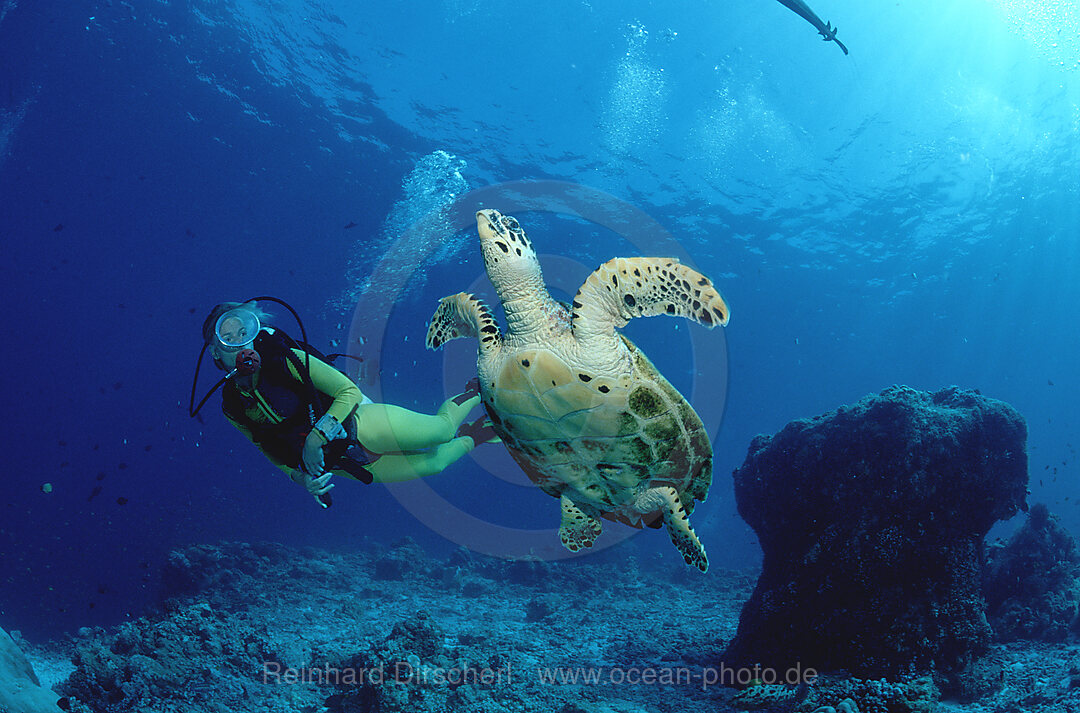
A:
725;385;1028;679
1;626;62;712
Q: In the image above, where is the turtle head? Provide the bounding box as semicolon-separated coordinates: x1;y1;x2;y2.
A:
476;209;542;290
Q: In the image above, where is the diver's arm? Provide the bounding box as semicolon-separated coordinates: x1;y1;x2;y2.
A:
285;349;364;436
285;350;364;476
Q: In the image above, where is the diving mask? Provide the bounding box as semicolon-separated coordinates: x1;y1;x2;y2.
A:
214;307;260;353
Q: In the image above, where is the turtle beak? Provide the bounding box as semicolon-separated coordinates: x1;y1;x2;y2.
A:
476;209;504;240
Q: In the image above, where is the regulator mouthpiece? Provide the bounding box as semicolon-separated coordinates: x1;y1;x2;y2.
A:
234;349;261;375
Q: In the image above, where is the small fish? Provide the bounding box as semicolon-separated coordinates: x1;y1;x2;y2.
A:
1048;379;1055;386
116;497;128;505
88;486;102;501
344;221;358;229
53;223;64;232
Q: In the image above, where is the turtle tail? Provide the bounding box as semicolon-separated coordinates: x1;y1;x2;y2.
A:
426;292;500;350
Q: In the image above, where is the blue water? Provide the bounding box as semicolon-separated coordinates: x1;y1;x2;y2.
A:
1;0;1077;640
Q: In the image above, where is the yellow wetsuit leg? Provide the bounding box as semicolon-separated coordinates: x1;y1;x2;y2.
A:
354;393;480;452
363;437;476;483
325;392;482;483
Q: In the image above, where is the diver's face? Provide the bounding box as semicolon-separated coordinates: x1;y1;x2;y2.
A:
211;306;260;371
217;316;249;346
212;317;250;370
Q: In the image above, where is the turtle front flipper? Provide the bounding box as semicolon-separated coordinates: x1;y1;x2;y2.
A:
559;495;602;552
571;258;729;341
426;292;500;353
642;485;709;572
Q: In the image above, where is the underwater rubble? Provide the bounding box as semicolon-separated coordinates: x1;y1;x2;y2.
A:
50;539;751;713
11;530;1073;713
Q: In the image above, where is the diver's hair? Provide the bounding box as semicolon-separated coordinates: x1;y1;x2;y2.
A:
201;300;273;344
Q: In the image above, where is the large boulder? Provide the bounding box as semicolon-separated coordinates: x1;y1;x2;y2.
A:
725;385;1028;679
0;626;62;712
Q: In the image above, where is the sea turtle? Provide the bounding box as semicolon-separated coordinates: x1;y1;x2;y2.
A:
426;209;730;571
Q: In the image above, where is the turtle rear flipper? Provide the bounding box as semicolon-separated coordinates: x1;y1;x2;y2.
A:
571;258;730;340
426;292;500;352
559;495;602;552
640;486;709;572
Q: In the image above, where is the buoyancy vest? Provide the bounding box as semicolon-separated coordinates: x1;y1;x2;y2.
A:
221;329;325;467
221;328;377;482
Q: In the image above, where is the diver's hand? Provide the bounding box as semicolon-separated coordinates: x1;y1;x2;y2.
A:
292;470;334;506
301;431;326;475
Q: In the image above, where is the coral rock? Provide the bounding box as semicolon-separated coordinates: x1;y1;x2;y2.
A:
725;385;1028;678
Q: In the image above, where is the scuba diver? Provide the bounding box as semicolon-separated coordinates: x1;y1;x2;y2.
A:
190;298;495;507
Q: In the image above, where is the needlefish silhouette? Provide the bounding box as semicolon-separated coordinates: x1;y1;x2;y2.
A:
774;0;849;55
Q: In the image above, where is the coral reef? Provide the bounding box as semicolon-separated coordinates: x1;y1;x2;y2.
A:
797;674;939;713
56;541;753;713
34;531;1080;713
725;385;1028;680
60;600;285;713
983;502;1080;643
